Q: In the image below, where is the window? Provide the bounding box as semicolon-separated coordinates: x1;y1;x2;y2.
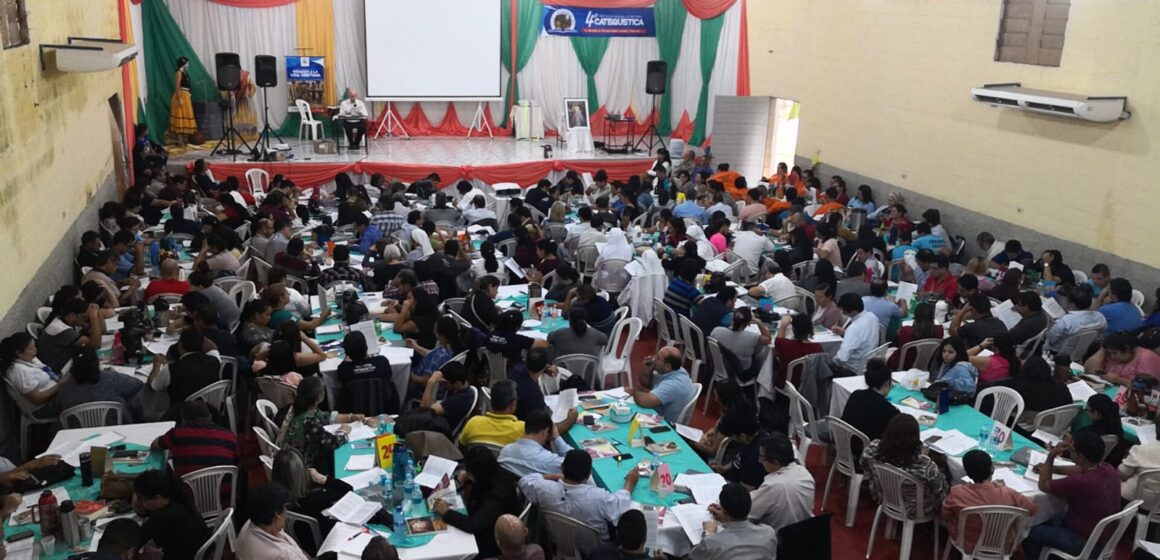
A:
995;0;1070;67
2;0;28;49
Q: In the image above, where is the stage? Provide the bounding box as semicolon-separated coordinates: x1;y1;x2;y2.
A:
170;136;659;190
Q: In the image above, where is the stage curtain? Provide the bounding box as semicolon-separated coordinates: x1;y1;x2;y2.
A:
689;13;723;146
653;0;686;135
207;0;297;6
570;36;609;116
296;0;337;106
596;38;658;132
140;0;218;142
333;0;367;99
499;0;541;127
681;0;736;19
519;36;586;132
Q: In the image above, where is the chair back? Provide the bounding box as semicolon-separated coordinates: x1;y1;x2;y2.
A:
593;258;631;294
784;353;818;389
774;294;808;315
467;441;505;457
5;378;42;419
974;386;1025;429
295;99;316;122
59;401;127;429
676;382;702;425
439;297;466;315
253;426;280;457
213;275;244;293
886;259;906;282
1031;403;1081;437
193;507;234;560
554;354;601;390
825;416;869;477
182;465;238;516
250;256;273;285
782;381;819;445
868;341;893;361
847;209;867;232
722;251;757;284
540;270;559;292
36;307;52;324
146;293;184;306
1101;434;1119;461
677;315;705;369
342;378;389;417
26;322;43;340
712;436;733;466
244;169;270;197
186;380;233;415
227;281;256;309
950;505;1030;558
446;350;470;366
791;260;816;283
604;317;643;364
285;510;323;555
652;298;682;346
545;223;569;244
218;357;238;394
259;455;274;480
1073;270;1089;285
451;386;479;439
495;238;517;258
896;339;941;371
540;510;601;560
1017;328;1048;362
707;337;728;384
255;398;280;435
576;246;599;278
1134;469;1160;516
873;463;930;522
484;349;510;385
1071;500;1142;560
1057;327;1101;360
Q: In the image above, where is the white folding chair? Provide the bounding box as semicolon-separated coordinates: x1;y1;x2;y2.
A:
780;381;826;464
1040;500;1140;560
245;169;270;198
5;379;57;460
866;463;940;560
677;315;706;381
554;354;601;391
255;399;280;436
1132;470;1160;547
675;382;703;426
540;510;600;560
822;416;869;527
974;386;1025;429
896;339;941;372
193;507;235;560
295;99;323;141
1031;403;1082;437
59;401;128;429
600;317;642;389
704;337;757;413
652;298;683;354
182;465;239;516
227;281;256;309
253;426;280;457
941;505;1030;560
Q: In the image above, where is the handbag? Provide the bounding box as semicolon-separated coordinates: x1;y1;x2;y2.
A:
921;380;974;406
99;472;139;501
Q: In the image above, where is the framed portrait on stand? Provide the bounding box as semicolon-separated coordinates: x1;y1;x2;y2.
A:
564;98;590;129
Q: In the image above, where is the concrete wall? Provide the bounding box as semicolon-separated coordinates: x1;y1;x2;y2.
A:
0;0;123;334
747;0;1160;295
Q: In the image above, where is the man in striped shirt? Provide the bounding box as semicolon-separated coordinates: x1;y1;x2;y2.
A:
152;401;238;476
664;261;703;318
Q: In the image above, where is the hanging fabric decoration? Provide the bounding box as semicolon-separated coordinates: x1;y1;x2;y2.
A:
652;0;686;136
680;0;736;19
500;0;542;127
296;0;338;106
207;0;297;7
570;36;610;116
689;13;723;146
140;0;218;143
736;0;749;95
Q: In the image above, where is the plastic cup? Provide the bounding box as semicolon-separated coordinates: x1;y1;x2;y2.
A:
41;536;56;556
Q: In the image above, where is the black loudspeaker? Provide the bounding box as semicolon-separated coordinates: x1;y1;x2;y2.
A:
214;52;241;91
646;60;667;95
255;55;277;88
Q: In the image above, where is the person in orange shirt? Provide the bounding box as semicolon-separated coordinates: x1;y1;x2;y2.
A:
709;164;745;201
942;450;1037;553
765;162;790;189
811;187;845;219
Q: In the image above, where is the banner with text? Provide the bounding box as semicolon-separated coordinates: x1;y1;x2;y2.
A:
286;56;326;109
542;5;656;37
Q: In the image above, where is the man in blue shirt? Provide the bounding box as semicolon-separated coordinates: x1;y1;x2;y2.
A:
110;230;144;281
627;346;696;424
498;409;573;476
890;229;916;262
989;239;1034;269
1097;277;1142;334
862;279;907;328
353;213;382;255
910;222;946;253
1088;263;1111;300
673;193;709;223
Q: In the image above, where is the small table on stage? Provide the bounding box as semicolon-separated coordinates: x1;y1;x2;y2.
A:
327;109;370;154
603;116;635;153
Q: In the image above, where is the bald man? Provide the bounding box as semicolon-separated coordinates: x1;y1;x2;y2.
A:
338;88;369;149
144;258;190;301
627;346;697;424
493;514;544;560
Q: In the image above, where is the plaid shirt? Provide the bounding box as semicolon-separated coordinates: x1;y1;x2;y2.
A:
318;264;369;290
371;212;405;237
383;279;439;300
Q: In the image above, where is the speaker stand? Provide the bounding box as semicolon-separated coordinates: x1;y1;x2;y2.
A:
633;94;664;155
466;102;494;139
210;92;253;162
255;86;284;152
373;101;410;139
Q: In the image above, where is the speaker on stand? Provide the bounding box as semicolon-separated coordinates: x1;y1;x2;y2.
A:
253;55;284;158
634;60;666;155
210;52;253;162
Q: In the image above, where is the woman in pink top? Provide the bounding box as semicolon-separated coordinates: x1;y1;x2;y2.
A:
967;335;1020;384
706;217;730;255
1084;331;1160;387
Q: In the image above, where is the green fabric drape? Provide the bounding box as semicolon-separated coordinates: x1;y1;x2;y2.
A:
689;14;724;146
500;0;542;127
653;0;687;136
140;0;217;142
570;36;610;115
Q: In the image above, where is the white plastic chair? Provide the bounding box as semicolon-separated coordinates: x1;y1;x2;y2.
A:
186;380;233;414
1056;327;1101;360
1017;328;1049;362
193;507;234;560
1073;270;1089;285
483;349;510;386
675;382;703;426
218;358;238;395
1031;403;1082;437
35;307;52;324
5;379;58;460
182;465;238;515
554;354;601;390
866;463;940;560
600;317;642;389
26;322;42;340
1039;499;1140;560
540;510;600;560
256;399;280;436
244;168;270;198
227;281;256;309
652;298;683;354
253;425;280;457
896;339;941;372
295;99;323;141
286;510;323;552
940;505;1030;560
780;381;826;465
59;401;127;429
974;386;1025;429
1132;470;1160;547
822;416;869;527
259;454;274;480
677;315;706;381
704;337;757;413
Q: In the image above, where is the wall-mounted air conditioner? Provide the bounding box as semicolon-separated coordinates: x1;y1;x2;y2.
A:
970;83;1130;123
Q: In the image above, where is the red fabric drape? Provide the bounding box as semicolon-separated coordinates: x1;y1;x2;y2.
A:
681;0;737;19
368;104;512;138
536;0;735;19
207;0;297;7
204;159;653;190
736;0;750;96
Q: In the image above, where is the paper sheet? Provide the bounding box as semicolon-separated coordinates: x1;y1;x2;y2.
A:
144;340;176;356
38;432;125;466
1042;297;1066;320
318;523;376;556
340;467;386;491
1137;422;1158;445
379;346;415;364
496;284;529;299
1067;380;1098;402
675;424;704;442
991;299;1023;330
1138;541;1160;557
643;507;659;554
895;281;918;303
671;503;714;546
991;468;1036;493
415;455;458;489
600;387;631;401
350;320;379;354
924;429;977;456
344;454;376;472
325;492;382;525
517;329;549;341
1007;261;1025;271
1024;451;1074;481
704;259;730;273
316;324;343;335
674;473;727;505
551;389;578;423
504;258;527;279
325;422;378;442
1031;429;1062;447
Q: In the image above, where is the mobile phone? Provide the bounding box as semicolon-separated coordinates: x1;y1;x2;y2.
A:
648;426;672;434
612;453;633;462
642;436;655;446
5;530;33;543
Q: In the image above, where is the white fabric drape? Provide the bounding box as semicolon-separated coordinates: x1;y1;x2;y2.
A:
518;35;587;132
332;0;366;98
705;3;742;140
164;0;297;129
669;14;701;129
596;37;660;122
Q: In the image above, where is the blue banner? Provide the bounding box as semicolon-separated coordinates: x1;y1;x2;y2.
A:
542;5;656;37
287;56;324;82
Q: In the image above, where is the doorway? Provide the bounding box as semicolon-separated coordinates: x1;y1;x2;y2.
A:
765;99;800;176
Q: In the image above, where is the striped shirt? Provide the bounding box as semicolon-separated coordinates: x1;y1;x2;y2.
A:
664;277;702;317
156;421;238;476
370;212;405;237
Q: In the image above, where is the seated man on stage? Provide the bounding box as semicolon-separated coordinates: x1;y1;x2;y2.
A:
338;88;369;149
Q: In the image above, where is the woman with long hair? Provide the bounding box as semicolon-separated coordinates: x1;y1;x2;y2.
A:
849;184;876;215
813;222;843;270
168;57;197;145
968;334;1021;384
277;321;327;373
472;240;501;278
236;299;275;352
547;307;609;359
934;336;979;393
408;316;468;399
665;215;688;248
1084;331;1160;386
277;376;371;475
889;302;944;369
774;313;823;388
545;201;568;225
254;340;305;387
464;275;501;331
1036;249;1076;287
988;268;1024;302
706;215;732;254
1073;393;1127;464
271;447;356;551
963;257;997;293
861;415;948;519
133;469;209;560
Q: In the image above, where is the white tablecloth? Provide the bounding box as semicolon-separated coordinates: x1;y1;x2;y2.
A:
320;350;413;412
565;127;595;154
49;421;175;450
510;104;544;140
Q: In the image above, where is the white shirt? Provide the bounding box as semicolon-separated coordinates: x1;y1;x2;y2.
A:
463;207;497;224
757;273;796;302
731;231;777;274
458;188;485;212
7;358;59;410
748;463;815;530
985;240;1006;262
518;474;632;541
286;287;312;318
338;98;368;119
835;311;880;373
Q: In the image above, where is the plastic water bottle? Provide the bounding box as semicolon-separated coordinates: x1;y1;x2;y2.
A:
380;472;393;508
410;479;423;511
392;504;406;545
402;479;416;514
978;423;991;452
